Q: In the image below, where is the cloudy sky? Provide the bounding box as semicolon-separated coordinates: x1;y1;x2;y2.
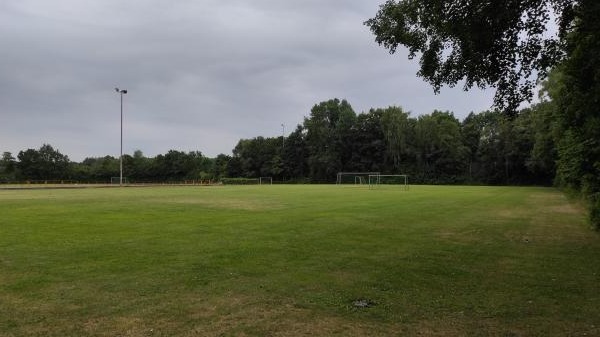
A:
0;0;495;161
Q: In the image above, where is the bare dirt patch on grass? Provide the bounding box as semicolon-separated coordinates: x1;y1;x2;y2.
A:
183;295;397;337
76;294;398;337
519;192;592;244
464;190;593;245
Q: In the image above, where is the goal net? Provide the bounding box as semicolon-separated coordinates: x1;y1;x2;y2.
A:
259;177;273;185
368;174;409;190
336;172;380;185
110;177;130;185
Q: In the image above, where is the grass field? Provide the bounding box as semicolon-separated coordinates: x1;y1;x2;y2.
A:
0;185;599;336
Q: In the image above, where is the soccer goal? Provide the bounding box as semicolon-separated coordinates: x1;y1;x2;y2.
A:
336;172;380;185
259;177;273;185
368;174;409;190
110;177;130;185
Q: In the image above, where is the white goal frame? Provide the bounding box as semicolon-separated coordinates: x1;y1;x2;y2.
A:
259;177;273;185
336;172;380;185
354;176;366;185
110;177;129;185
368;174;409;190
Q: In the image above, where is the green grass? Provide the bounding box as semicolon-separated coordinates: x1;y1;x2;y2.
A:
0;185;598;336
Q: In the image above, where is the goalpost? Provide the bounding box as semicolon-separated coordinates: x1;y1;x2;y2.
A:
368;174;409;190
354;176;366;185
259;177;273;185
336;172;380;185
110;177;130;185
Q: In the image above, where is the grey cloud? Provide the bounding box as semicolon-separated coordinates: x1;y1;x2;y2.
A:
0;0;495;161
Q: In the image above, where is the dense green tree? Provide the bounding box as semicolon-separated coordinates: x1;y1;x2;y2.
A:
75;151;213;183
460;110;543;185
232;137;283;179
269;155;284;178
553;2;600;226
233;138;263;178
16;144;71;181
413;111;467;183
129;150;151;181
163;150;188;179
380;106;411;171
212;154;232;180
226;156;243;178
69;162;91;182
472;111;515;184
151;150;210;181
349;109;387;172
461;112;483;182
121;154;134;181
503;111;538;184
282;125;309;180
185;151;213;180
333;103;358;171
365;0;570;113
304;99;356;181
78;156;119;182
0;152;16;182
519;103;557;184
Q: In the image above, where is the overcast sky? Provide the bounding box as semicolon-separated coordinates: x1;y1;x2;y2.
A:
0;0;495;161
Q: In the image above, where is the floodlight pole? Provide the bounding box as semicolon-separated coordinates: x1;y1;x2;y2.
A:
281;123;285;150
115;88;128;186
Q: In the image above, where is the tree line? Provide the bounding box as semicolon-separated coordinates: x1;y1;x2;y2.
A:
0;147;220;183
228;98;555;185
0;97;556;187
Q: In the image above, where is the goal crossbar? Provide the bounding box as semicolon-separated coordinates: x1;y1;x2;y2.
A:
110;177;129;185
259;177;273;185
336;172;380;184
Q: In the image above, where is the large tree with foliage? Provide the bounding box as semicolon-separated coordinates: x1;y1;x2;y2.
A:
379;106;411;171
16;144;71;181
231;137;284;179
413;111;467;183
553;2;600;226
365;0;574;113
349;109;387;173
282;125;309;180
0;152;16;182
303;99;357;181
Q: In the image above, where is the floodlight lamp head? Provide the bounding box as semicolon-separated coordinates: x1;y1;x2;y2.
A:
115;88;127;94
